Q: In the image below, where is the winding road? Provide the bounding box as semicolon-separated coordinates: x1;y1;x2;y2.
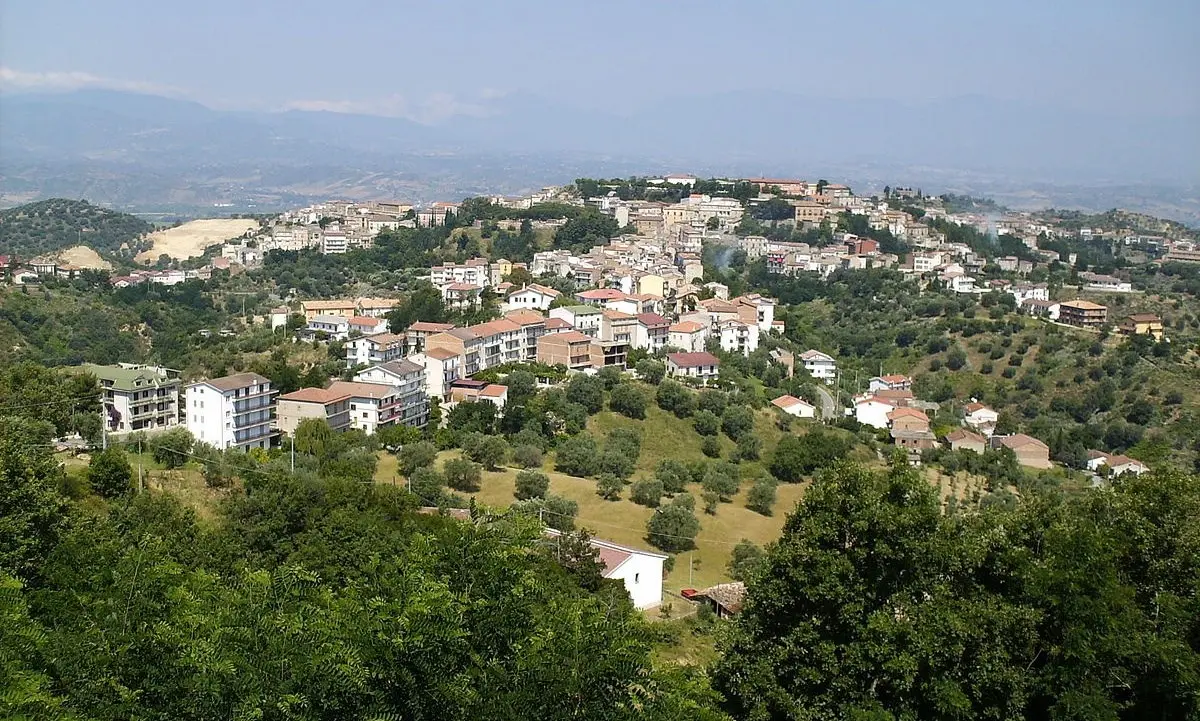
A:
814;385;837;421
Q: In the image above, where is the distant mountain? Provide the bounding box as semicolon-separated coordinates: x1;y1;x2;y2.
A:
0;89;1196;219
0;198;153;258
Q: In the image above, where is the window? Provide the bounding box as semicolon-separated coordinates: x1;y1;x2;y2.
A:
634;573;640;583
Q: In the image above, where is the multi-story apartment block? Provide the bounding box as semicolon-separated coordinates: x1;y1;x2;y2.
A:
550;305;602;336
409;347;462;400
1059;300;1108;328
633;313;670;351
503;309;547;361
345;333;407;369
275;387;351;436
799;350;837;383
326;381;403;435
84;363;181;436
354;359;430;428
716;319;760;355
598;310;637;346
430;259;490;288
537;330;601;371
185;373;275;451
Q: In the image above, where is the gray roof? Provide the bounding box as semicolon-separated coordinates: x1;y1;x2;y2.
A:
195;373;270;392
378;359;424;376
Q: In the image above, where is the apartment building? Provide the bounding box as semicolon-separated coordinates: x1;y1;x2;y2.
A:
275;387;352;436
550;305;603;336
323;381;403;435
503;283;561;312
345;333;407;369
537;330;600;371
185;373;275;451
666;352;721;382
598;309;637;346
301;299;358;321
800;349;837;383
354;359;430;428
633;313;670;351
1059;300;1108;328
403;321;456;353
408;347;462;400
503;309;547;361
668;321;708;352
430;259;490;288
84;363;181;436
716;319;759;355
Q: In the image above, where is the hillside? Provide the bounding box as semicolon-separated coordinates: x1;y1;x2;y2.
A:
0;198;153;259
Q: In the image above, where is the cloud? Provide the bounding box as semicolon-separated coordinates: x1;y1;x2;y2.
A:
282;91;497;124
0;66;183;95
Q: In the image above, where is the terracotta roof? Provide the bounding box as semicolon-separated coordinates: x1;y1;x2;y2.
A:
479;384;508;398
637;313;670;327
348;315;383;325
799;349;834;362
965;402;991;414
503;309;546;326
357;297;400;309
1126;313;1160;322
875;389;914;402
855;395;895;408
887;407;929;422
544;317;573;330
771;394;812;410
577;288;627;300
444;282;483;292
601;309;635;320
669;321;705;333
408;321;455;332
472;318;521;336
595;546;633;574
542;330;592;344
424;347;461;361
510;283;561;298
364;333;405;346
946;428;986;444
997;434;1048;451
1060;299;1106;310
326;380;397;400
667;351;720;368
878;374;910;384
278;387;347;404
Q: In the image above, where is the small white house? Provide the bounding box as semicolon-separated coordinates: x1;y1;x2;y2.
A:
800;349;837;383
854;396;897;429
771;394;816;418
963;402;1000;434
503;283;561;313
547;530;666;610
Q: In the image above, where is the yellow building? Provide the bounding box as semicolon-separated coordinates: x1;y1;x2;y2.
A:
1119;313;1164;340
636;274;667;298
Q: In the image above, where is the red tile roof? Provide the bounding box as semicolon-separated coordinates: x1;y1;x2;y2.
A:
667;351;720;368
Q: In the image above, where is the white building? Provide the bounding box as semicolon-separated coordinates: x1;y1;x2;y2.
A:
964;403;1000;435
345;333;407;369
716;319;760;356
800;350;837;383
325;380;403;435
185;373;276;451
547;530;666;610
354;359;431;429
771;394;816;419
503;283;561;312
83;363;181;436
666;351;721;382
854;396;899;429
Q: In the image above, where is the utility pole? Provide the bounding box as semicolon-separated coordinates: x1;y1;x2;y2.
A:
137;437;144;493
688;553;694;586
290;437;295;473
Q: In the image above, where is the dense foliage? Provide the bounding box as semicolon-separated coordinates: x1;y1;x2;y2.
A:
0;198;153;259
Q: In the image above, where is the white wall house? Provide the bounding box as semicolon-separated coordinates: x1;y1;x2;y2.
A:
354;359;431;428
185;373;276;451
503;284;561;312
548;530;666;610
800;350;837;383
771;394;816;418
716;319;760;356
854;397;897;429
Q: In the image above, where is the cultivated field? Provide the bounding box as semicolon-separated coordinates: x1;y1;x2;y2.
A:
55;244;112;270
136;219;258;262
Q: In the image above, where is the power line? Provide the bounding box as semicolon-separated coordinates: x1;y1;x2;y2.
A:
0;394;102;412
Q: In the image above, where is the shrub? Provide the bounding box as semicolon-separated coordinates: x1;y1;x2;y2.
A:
630;478;665;508
515;469;550;500
692;410;720;436
566;374;605;414
150;427;194;469
701;435;722;458
635;359;665;384
409;467;445;505
555;433;599;477
87;447;133;499
647;498;700;551
600;449;636;480
656;459;691;494
464;434;508;470
720;405;755;440
656;380;695;418
398;441;438;477
727;539;765;581
735;434;762;461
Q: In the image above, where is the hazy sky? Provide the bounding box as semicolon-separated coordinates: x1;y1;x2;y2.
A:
2;0;1197;122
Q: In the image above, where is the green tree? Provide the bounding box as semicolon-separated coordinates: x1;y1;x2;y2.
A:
443;457;482;492
609;384;647;419
735;433;761;461
556;434;600;477
515;469;550;500
647;496;700;552
702;462;740;501
0;417;69;580
150;427;194;469
464;433;508;470
596;365;624;391
567;374;605;414
656;459;691;495
726;539;765;582
398;440;438;477
596;473;624;501
745;477;777;516
692;410;720;436
635;359;665;384
512;444;543;469
656;380;695;418
720;406;754;440
630;478;665;508
87;447;133;499
386;282;448;332
408;466;444;504
701;435;722;458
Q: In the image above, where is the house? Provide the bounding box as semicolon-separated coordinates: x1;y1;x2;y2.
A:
888;407;936;451
667;321;708;352
504;283;561;312
575;288;628;306
666;352;721;382
326;381;403;435
945;428;987;453
82;363;181;436
868;374;912;393
703;281;729;300
799;349;837;383
185;373;276;451
537;330;599;371
440;282;483;311
690;582;745;618
1079;272;1132;293
345;333;407;369
1085;450;1149;477
269;307;290;331
275;387;352;436
991;434;1052;469
716;319;759;356
598;309;638;347
633;313;670;351
404;321;456;353
346;316;389;337
301;299;357;321
1119;313;1164;340
963;402;1000;434
1059;300;1108;328
355;297;401;317
771;394;816;419
547;530;666;610
1022;298;1061;320
854;396;899;429
409;347;462;401
550;305;603;336
353;359;430;428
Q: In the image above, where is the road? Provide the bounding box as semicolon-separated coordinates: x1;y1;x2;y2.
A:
814;385;837;421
